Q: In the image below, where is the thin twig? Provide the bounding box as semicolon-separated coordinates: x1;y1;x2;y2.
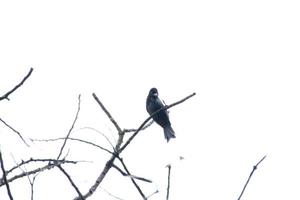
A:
147;190;159;199
101;187;125;200
92;93;122;134
166;165;171;200
0;117;29;146
123;120;154;133
112;164;152;183
58;165;84;199
117;157;146;200
0;150;14;199
11;155;38;200
57;94;81;159
77;127;115;151
0;67;33;101
31;137;114;155
30;175;37;200
119;92;196;153
237;155;267;200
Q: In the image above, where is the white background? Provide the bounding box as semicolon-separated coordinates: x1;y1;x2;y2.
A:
1;0;300;199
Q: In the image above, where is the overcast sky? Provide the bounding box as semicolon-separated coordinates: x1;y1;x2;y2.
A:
1;0;300;199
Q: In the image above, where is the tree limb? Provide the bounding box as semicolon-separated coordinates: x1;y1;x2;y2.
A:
0;67;33;101
166;165;171;200
0;150;14;199
92;93;122;134
0;117;29;146
117;157;147;200
57;94;81;160
237;155;267;200
58;165;84;199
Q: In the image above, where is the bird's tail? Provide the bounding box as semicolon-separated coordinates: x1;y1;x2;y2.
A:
164;126;176;142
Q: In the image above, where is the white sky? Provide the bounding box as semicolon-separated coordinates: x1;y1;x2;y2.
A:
1;0;300;199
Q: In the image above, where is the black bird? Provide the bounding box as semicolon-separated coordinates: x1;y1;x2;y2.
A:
146;88;176;142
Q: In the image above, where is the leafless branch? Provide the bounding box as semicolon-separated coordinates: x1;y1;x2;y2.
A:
0;117;29;146
11;155;39;200
123;120;154;133
77;127;115;151
74;137;124;200
166;165;171;200
92;93;122;134
100;187;125;200
57;94;81;160
112;164;152;183
31;137;114;155
0;159;77;186
0;150;14;199
237;155;267;200
6;158;77;175
117;157;147;199
0;67;33;101
58;165;84;199
147;190;159;199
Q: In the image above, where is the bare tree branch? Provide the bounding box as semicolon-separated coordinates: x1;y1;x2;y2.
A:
92;93;122;134
31;137;114;155
237;155;267;200
58;165;84;199
74;138;124;200
166;165;171;200
0;67;33;101
77;127;115;151
0;159;77;186
57;94;81;160
117;157;147;200
147;190;159;199
11;155;39;200
6;158;77;175
112;164;152;183
0;117;29;146
0;150;14;199
100;187;125;200
123;120;154;133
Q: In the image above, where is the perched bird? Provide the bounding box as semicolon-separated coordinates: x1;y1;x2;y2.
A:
146;88;176;142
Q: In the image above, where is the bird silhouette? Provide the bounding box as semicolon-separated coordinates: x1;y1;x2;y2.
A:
146;88;175;142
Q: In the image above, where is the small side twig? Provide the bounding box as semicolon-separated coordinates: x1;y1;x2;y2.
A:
58;165;84;199
166;165;171;200
32;137;114;155
0;67;33;101
57;94;81;160
237;155;267;200
0;117;29;146
0;150;14;200
123;120;154;133
112;164;152;183
92;93;122;134
117;157;146;200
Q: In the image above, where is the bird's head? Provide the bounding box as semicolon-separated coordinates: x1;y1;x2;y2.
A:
149;87;158;97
